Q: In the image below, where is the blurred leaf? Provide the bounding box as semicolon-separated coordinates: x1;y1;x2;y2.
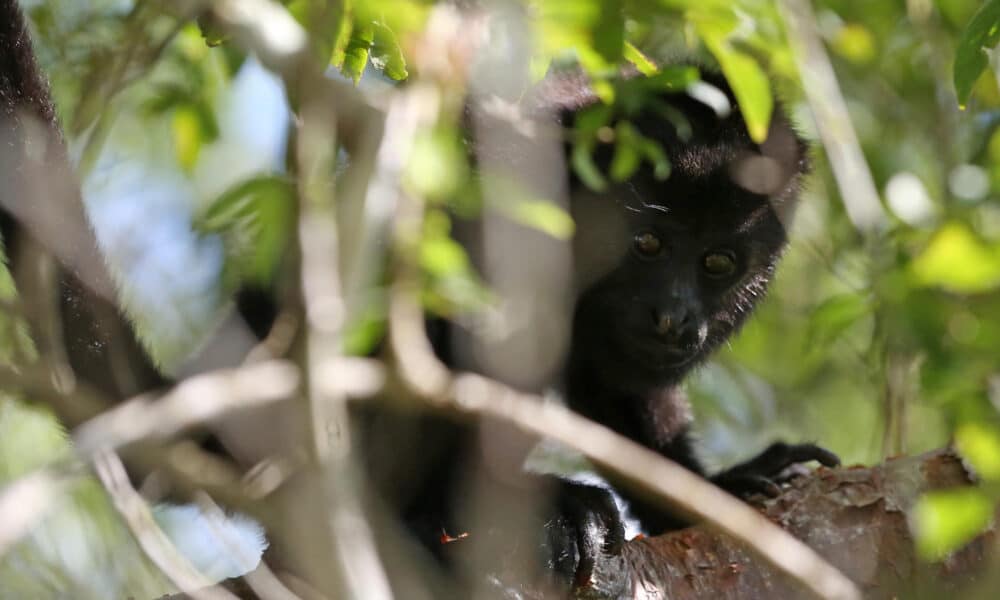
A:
421;234;469;278
610;122;642;181
171;102;219;173
624;41;658;76
197;176;296;288
371;22;408;80
405;128;469;200
571;141;607;191
954;0;1000;108
955;422;1000;480
507;200;575;240
420;211;491;314
483;176;576;240
593;0;625;64
0;400;69;477
910;223;1000;294
196;13;229;47
570;104;613;190
342;22;375;84
693;11;773;142
536;0;623;76
913;488;993;560
329;8;354;67
832;23;876;65
355;0;431;38
342;295;387;356
636;131;670;180
807;293;872;347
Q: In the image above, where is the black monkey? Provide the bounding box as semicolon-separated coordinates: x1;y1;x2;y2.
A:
1;0;836;592
552;70;840;541
362;70;839;589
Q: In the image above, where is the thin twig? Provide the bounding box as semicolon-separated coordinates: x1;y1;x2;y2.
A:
92;449;239;600
780;0;887;232
72;360;300;456
194;493;303;600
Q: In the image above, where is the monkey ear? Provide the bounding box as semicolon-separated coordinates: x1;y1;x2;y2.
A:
729;112;810;193
727;111;810;229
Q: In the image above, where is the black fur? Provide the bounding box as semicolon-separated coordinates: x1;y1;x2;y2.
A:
1;1;836;592
365;71;838;590
0;0;165;400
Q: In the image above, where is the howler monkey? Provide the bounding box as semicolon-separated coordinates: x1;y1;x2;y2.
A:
1;0;837;593
363;69;840;588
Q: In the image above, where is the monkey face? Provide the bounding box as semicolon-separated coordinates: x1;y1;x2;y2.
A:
568;161;794;392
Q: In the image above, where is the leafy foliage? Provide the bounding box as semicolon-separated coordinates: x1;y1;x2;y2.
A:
8;0;1000;595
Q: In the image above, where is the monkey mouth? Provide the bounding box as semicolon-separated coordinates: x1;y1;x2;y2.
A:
620;335;701;370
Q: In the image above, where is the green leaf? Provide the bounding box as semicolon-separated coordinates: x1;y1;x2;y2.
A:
507;200;575;240
913;488;993;560
694;12;773;142
609;122;641;182
955;422;1000;481
419;211;491;314
593;0;625;64
910;223;1000;294
636;133;670;180
405;128;469;200
482;176;576;241
371;22;408;81
171;102;219;173
954;0;1000;108
807;293;871;347
196;13;230;47
172;106;202;172
197;176;296;288
536;0;622;76
570;104;613;190
624;42;658;76
342;23;375;84
571;141;607;191
342;295;387;356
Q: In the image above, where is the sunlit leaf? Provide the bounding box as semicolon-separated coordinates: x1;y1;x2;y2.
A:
405;128;469;200
910;223;1000;294
536;0;623;76
482;175;576;240
171;102;219;173
955;422;1000;481
832;23;876;65
693;11;773;142
342;22;375;84
954;0;1000;108
913;488;993;560
508;200;575;240
419;211;491;314
624;41;658;76
371;22;408;80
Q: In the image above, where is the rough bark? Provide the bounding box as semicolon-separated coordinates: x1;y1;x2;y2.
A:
580;449;993;600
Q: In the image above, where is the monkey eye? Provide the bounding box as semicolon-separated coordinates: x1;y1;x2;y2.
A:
633;231;663;258
702;249;737;277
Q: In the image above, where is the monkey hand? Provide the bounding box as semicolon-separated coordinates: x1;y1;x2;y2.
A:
711;441;840;498
543;480;627;592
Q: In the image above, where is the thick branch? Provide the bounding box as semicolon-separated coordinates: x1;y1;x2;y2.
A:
579;449;988;600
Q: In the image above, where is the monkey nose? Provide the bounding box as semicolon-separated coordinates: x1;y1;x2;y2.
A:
652;308;696;339
653;311;673;335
